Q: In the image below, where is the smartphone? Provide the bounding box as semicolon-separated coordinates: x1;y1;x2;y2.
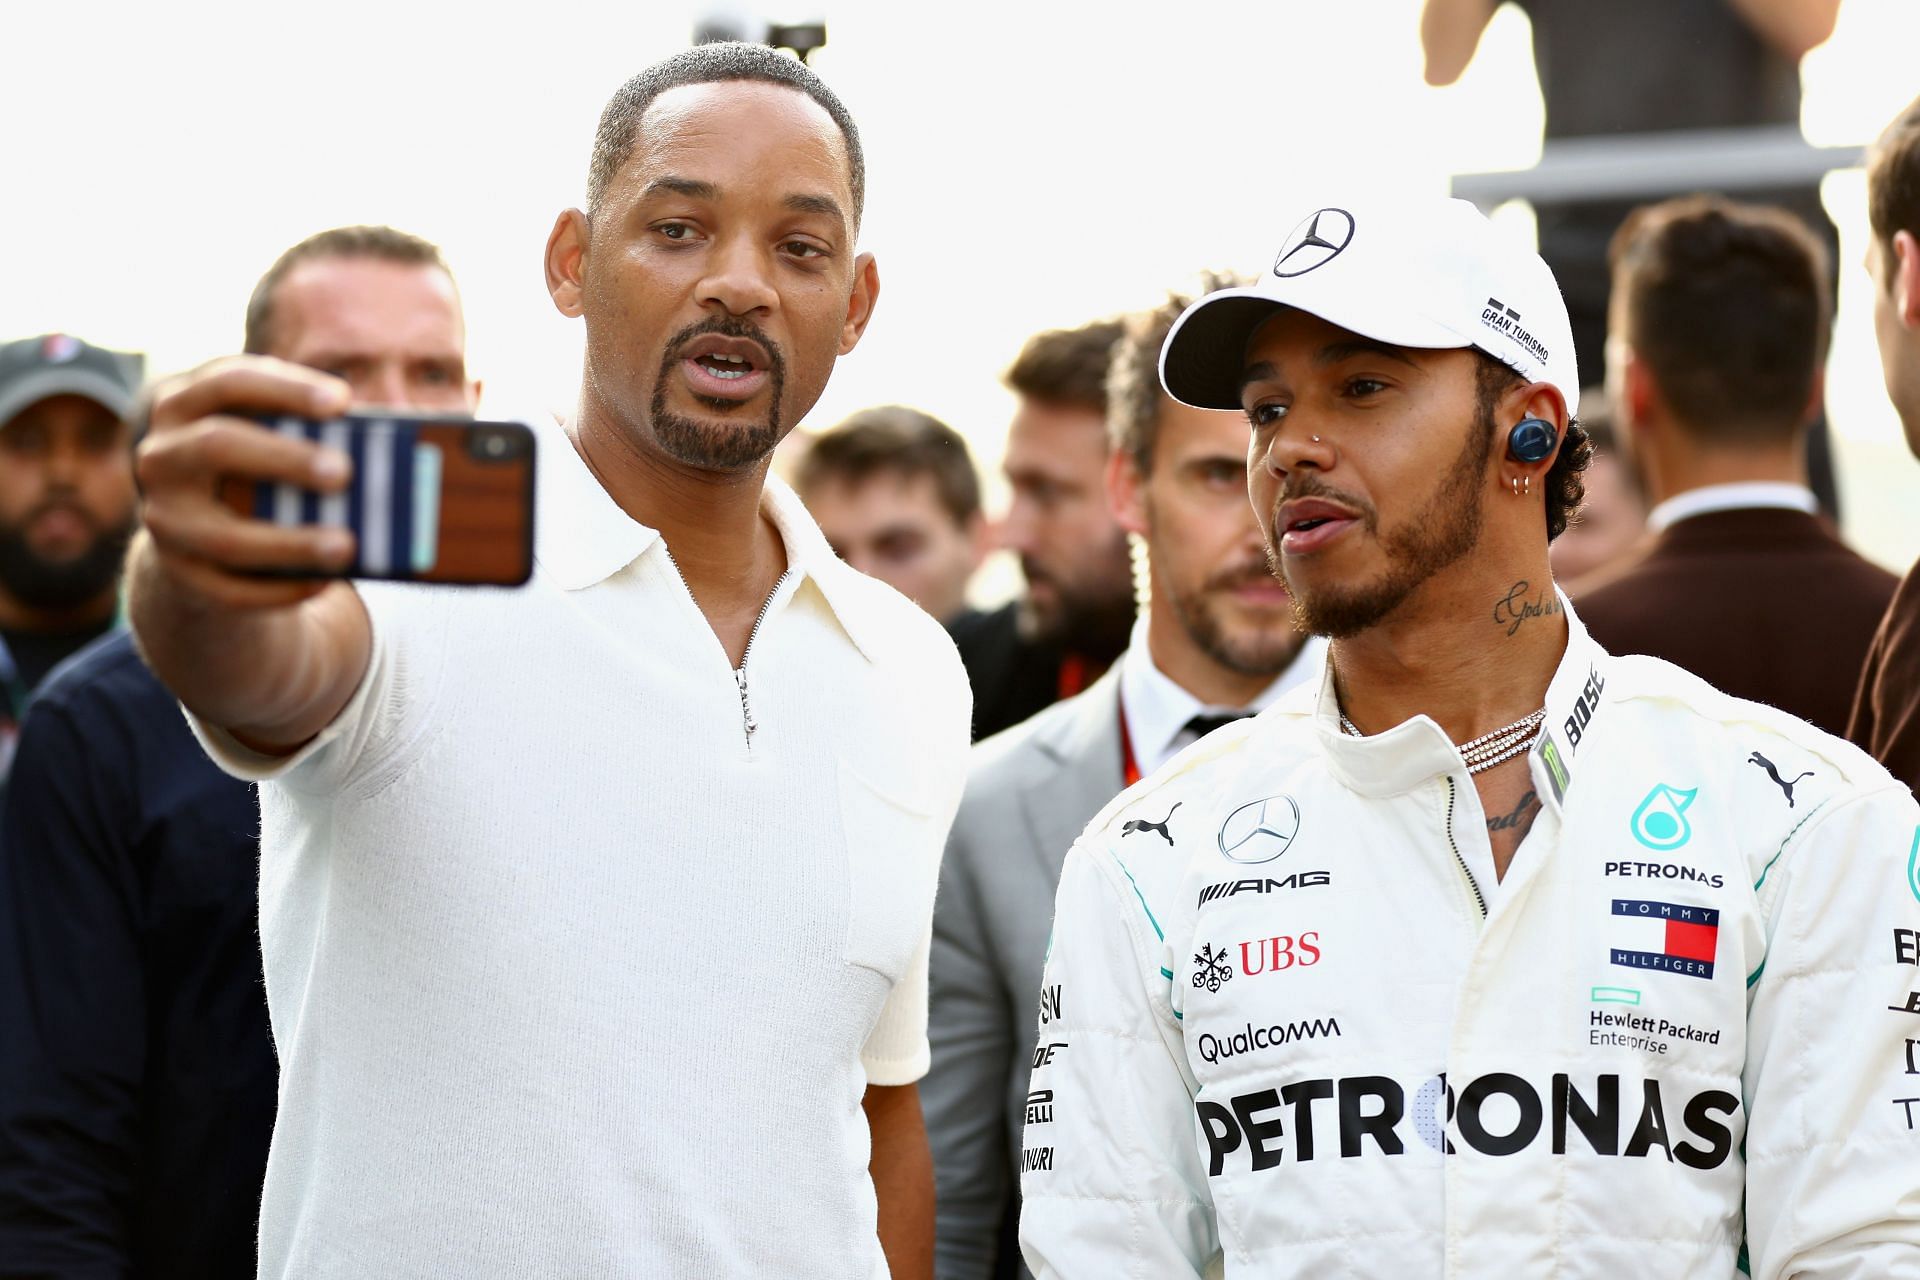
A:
217;414;536;586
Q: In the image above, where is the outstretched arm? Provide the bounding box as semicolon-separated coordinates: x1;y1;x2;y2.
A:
1723;0;1840;59
1419;0;1501;86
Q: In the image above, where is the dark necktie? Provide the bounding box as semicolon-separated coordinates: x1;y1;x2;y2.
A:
1183;711;1252;740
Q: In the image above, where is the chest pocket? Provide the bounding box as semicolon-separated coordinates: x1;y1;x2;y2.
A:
837;758;943;984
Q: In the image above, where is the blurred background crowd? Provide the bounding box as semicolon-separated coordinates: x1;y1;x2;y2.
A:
2;1;1918;1277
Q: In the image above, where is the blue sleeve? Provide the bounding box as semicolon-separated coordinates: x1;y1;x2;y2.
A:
0;696;142;1278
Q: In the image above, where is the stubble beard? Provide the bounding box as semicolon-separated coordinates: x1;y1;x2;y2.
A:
1267;410;1494;640
647;317;788;473
1153;504;1304;678
1015;530;1136;655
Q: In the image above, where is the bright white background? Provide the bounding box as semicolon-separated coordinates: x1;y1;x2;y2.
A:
3;0;1915;570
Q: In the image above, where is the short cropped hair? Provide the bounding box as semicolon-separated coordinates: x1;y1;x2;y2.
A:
1609;195;1830;442
587;42;864;223
1868;94;1920;270
794;406;981;526
245;226;451;356
1108;271;1249;472
1004;319;1126;415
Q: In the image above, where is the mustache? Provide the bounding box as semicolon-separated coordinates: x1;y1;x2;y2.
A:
660;315;786;380
27;496;97;529
1268;472;1378;533
1204;560;1285;593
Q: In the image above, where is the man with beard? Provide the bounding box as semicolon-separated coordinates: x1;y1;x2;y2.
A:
1020;198;1920;1278
119;44;969;1279
926;278;1322;1280
0;334;142;783
0;226;477;1279
951;321;1135;740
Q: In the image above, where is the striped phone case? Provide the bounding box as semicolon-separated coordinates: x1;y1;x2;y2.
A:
219;415;535;586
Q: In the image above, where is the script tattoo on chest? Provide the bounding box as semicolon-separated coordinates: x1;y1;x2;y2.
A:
1491;580;1563;637
1487;789;1540;835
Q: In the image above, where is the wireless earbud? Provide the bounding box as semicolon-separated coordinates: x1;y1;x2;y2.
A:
1506;417;1558;464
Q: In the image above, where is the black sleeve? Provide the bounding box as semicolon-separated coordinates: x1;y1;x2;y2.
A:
0;696;143;1278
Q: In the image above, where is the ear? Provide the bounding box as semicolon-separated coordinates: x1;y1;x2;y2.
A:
1620;349;1658;436
545;209;590;318
1107;442;1148;536
1800;363;1825;429
466;378;485;413
1895;230;1920;329
839;252;881;355
1506;379;1570;470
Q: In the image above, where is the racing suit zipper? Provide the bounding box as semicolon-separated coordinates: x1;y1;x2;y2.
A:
733;571;791;753
1444;776;1488;918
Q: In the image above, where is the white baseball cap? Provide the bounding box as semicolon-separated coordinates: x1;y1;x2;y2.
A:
1159;197;1579;419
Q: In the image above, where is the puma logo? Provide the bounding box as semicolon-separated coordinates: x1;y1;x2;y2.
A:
1748;752;1813;807
1122;802;1182;845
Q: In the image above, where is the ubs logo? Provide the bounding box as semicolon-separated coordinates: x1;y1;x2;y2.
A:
1273;208;1355;278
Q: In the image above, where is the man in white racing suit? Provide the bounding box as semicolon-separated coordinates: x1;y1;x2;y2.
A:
1019;196;1920;1279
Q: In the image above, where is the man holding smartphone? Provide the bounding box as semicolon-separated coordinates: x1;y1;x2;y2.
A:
124;43;968;1280
0;226;476;1279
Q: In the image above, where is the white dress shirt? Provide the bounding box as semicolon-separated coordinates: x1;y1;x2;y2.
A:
1645;481;1818;533
1117;615;1328;776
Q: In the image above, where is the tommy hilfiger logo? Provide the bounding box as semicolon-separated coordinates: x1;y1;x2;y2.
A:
1609;899;1719;980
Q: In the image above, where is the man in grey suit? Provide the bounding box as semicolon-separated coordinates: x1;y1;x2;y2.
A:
925;281;1328;1279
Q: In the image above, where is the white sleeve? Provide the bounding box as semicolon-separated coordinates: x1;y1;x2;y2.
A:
859;646;972;1086
185;581;453;797
1019;843;1218;1279
1743;783;1920;1279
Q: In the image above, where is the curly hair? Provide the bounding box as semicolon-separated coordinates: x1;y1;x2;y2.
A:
1107;270;1249;472
1475;353;1591;542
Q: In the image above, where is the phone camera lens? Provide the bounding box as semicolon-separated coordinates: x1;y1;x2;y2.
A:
482;434;507;457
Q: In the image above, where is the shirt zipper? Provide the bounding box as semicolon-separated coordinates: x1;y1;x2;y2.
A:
1444;776;1488;919
734;570;791;753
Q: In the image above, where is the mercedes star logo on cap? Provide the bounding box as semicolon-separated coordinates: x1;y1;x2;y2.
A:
1273;208;1355;278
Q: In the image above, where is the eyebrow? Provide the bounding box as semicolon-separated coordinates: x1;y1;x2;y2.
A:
1314;340;1419;369
641;176;719;202
639;176;845;224
785;193;845;222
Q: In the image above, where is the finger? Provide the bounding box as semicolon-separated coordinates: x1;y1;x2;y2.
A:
147;355;349;433
148;546;341;611
144;497;357;574
138;416;353;495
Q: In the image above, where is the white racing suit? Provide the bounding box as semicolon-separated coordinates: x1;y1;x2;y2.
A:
1020;609;1920;1278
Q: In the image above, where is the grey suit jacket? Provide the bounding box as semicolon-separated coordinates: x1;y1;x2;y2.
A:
924;666;1125;1280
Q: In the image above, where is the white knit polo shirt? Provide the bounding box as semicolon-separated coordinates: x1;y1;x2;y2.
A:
194;426;972;1278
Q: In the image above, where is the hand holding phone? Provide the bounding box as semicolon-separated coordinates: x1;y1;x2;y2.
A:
216;415;535;586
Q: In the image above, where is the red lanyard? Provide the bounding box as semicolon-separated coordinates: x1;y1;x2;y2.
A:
1117;700;1141;788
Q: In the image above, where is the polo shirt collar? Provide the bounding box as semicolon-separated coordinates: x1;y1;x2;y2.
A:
533;422;887;663
534;422;661;591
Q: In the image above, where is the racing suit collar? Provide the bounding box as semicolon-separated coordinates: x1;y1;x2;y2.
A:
1302;587;1607;808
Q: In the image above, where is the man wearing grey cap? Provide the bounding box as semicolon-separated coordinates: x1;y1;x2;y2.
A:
0;334;142;780
1019;197;1920;1278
